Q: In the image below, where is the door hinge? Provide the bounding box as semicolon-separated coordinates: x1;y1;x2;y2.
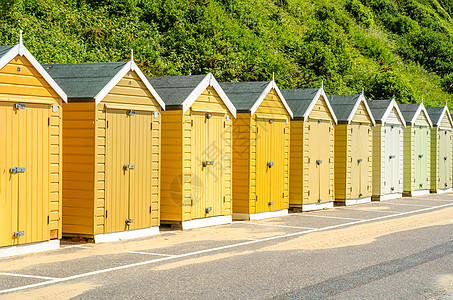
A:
308;191;310;196
105;210;108;218
308;157;311;164
48;117;50;126
150;206;152;213
150;122;153;130
223;196;226;202
107;121;109;128
47;215;50;224
282;192;285;198
191;199;194;206
256;195;258;202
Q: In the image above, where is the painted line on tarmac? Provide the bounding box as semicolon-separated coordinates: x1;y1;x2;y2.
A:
416;198;453;202
0;272;58;281
339;207;401;213
238;222;316;230
62;245;92;249
1;202;452;295
127;251;175;257
379;202;431;207
300;214;364;221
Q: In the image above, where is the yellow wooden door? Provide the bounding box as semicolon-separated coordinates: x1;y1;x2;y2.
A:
0;103;50;246
0;103;18;246
307;119;319;204
255;119;271;213
128;110;154;230
351;124;369;198
270;120;286;210
318;120;331;202
190;112;207;219
105;109;130;233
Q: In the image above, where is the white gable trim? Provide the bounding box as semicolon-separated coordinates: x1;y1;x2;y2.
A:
411;103;433;128
303;87;338;124
381;98;406;127
181;73;236;117
347;93;376;126
0;43;68;102
436;105;453;128
249;80;294;118
94;60;165;109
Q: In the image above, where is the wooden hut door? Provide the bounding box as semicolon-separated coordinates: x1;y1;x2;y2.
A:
438;129;452;188
351;124;368;199
0;103;50;246
392;126;402;193
129;110;154;230
270;120;286;211
383;125;394;195
255;119;271;213
415;127;428;190
207;113;225;217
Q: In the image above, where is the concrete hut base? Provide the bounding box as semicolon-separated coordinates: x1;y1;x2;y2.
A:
372;193;403;201
403;190;430;197
93;227;160;244
233;209;288;221
431;188;452;194
0;239;60;258
335;197;372;206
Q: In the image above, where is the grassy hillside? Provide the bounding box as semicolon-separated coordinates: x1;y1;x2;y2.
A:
1;0;453;107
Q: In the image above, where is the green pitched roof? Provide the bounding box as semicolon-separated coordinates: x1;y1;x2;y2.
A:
366;99;392;122
281;88;319;119
0;45;14;58
426;106;445;125
42;62;127;101
147;75;207;107
218;81;269;111
328;94;361;122
398;103;420;125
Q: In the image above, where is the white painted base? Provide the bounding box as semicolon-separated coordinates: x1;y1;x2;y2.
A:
433;188;452;194
336;197;372;206
373;193;403;201
233;209;288;221
182;215;233;230
0;239;60;258
404;190;430;197
302;202;334;212
94;226;160;243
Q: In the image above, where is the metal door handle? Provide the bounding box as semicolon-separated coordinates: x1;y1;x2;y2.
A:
357;159;363;163
316;160;322;165
10;167;25;174
125;219;134;225
389;155;396;159
267;162;274;168
418;154;423;158
205;207;212;213
444;156;448;160
202;161;214;167
14;231;25;237
123;164;135;170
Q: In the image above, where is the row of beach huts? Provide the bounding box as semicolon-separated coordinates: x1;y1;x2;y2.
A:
1;34;452;257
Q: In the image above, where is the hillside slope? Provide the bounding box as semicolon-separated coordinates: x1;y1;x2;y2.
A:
1;0;453;107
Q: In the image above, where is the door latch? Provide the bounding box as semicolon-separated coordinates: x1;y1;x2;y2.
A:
267;162;274;168
14;231;25;238
418;154;424;158
357;158;363;163
127;110;135;116
389;155;396;159
316;160;322;165
123;164;135;170
205;207;212;213
444;156;448;160
15;103;25;110
10;167;25;174
202;161;214;167
268;202;273;206
125;219;134;226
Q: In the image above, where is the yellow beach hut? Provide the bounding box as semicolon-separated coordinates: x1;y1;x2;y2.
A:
0;33;67;257
282;87;337;211
328;93;375;205
398;103;432;196
367;98;406;201
148;74;236;230
44;52;165;243
219;80;293;220
426;105;453;193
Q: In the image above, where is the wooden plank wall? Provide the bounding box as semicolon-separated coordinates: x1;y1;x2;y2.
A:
334;124;347;200
232;113;250;214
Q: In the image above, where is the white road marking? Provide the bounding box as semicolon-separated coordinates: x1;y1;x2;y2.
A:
379;202;431;207
416;198;453;202
62;245;92;249
1;202;452;295
0;272;58;281
238;221;316;230
127;251;175;257
301;214;364;221
339;207;401;213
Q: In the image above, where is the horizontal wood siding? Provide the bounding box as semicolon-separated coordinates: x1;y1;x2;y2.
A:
62;102;96;236
385;108;403;125
161;111;183;222
430;128;438;191
334;124;347;200
371;125;382;196
403;126;414;192
351;102;373;123
289;120;303;206
232;113;250;214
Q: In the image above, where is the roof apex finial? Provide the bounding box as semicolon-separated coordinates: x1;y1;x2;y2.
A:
321;80;323;89
272;72;274;82
19;30;23;46
361;87;364;95
131;49;134;62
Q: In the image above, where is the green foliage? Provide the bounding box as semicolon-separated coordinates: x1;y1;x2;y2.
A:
0;0;453;108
